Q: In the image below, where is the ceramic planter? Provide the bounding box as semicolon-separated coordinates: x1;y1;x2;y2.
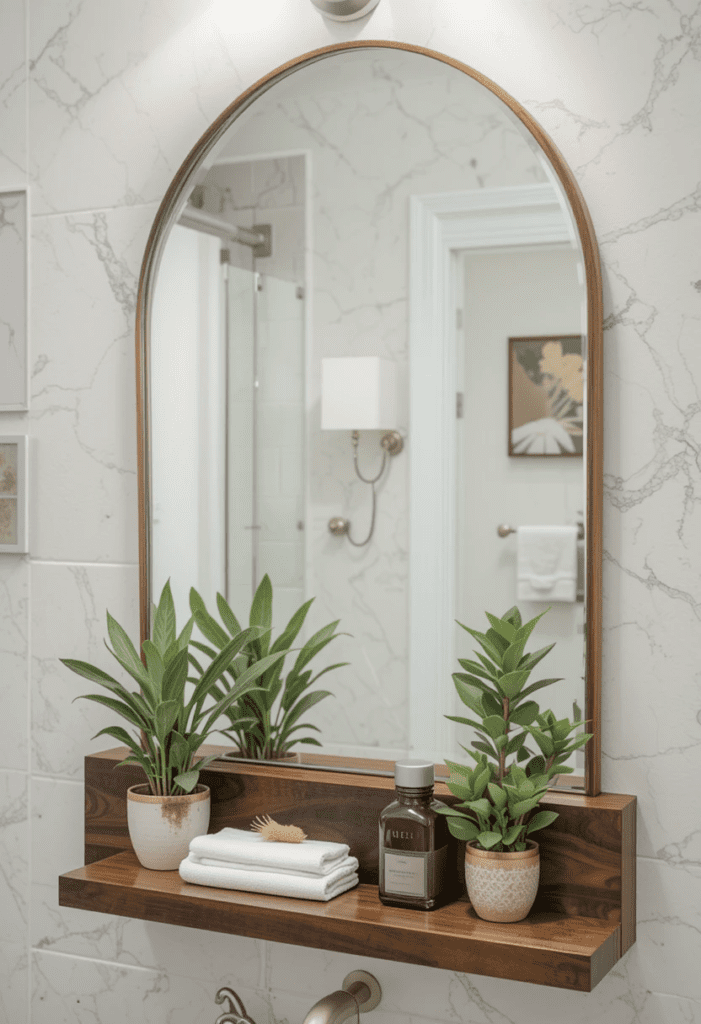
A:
464;840;540;922
126;784;210;870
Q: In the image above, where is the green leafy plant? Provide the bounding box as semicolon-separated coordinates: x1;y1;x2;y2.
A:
60;581;286;795
438;606;592;852
189;574;347;760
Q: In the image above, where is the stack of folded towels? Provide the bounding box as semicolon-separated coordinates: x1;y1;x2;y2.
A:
179;828;359;901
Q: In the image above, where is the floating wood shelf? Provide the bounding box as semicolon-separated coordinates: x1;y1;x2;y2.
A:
60;851;620;992
60;747;636;992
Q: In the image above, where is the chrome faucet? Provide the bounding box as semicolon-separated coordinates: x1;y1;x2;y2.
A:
302;971;382;1024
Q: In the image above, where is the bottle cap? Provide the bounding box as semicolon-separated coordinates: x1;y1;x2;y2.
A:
394;759;435;789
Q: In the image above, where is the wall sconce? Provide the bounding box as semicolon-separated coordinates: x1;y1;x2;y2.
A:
321;356;404;547
310;0;381;21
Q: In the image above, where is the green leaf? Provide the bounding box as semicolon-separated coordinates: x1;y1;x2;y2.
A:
77;693;147;730
448;818;480;841
510;797;541;817
161;647;189;705
509;701;540;726
487;783;507;810
481;715;507;740
473;766;491;798
453;677;488;716
457;623;504;667
477;831;503;849
152;580;177;656
501;606;522;628
216;592;242;637
480;691;502;717
172;769;199;793
190;590;230;650
249;574;273;655
465;798;491;816
457;658;498;683
270;598;314;654
155;700;180;739
106;612;148;686
503;824;524;846
505;731;527;756
485;613;516;642
528;727;555;756
495;670;529;700
278;689;332;737
527;810;559;834
471;739;498;759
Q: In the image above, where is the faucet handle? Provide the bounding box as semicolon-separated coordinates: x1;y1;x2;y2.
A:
215;987;257;1024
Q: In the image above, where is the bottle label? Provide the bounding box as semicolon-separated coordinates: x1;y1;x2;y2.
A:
383;850;428;897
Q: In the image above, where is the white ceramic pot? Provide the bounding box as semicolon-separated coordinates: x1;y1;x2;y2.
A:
126;784;210;870
464;840;540;922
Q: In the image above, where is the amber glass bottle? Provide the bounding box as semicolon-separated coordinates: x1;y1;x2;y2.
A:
378;759;453;911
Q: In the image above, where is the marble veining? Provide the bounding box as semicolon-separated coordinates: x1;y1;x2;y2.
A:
0;0;698;1020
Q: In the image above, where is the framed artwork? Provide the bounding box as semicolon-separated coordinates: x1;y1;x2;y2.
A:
0;436;28;553
0;187;29;411
508;335;584;456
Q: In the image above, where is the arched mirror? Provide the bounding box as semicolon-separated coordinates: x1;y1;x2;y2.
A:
136;42;602;794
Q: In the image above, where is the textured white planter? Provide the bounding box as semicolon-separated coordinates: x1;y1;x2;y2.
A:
127;784;210;870
464;840;540;922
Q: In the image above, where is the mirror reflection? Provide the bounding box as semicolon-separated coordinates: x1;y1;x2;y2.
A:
149;48;588;778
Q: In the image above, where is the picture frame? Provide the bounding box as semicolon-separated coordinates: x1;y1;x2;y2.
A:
0;186;29;411
508;335;584;457
0;435;28;553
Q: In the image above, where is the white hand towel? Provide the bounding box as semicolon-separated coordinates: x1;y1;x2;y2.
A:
179;854;359;901
188;828;351;876
517;525;578;603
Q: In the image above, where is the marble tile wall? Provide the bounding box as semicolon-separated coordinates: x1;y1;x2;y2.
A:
0;0;699;1021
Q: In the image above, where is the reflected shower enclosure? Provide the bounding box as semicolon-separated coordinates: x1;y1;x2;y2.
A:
151;156;306;626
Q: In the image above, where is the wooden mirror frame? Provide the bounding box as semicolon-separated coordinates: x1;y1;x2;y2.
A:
135;40;603;795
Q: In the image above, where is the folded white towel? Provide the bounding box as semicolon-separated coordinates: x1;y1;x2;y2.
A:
179;854;359;901
188;828;351;876
517;525;578;603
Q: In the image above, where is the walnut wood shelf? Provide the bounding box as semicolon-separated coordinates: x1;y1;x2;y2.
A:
60;747;636;992
60;851;620;992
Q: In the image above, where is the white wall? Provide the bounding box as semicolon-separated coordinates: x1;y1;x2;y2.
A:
0;1;700;1022
454;248;585;755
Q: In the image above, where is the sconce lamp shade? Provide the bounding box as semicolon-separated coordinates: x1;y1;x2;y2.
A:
321;357;397;431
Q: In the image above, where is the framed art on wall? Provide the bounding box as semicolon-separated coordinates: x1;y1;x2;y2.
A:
508;335;584;456
0;187;29;411
0;436;28;553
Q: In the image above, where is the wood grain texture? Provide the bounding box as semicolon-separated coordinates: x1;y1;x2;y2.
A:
60;852;620;992
134;39;603;797
84;748;635;923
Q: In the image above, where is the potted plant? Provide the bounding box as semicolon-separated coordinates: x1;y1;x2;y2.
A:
438;606;592;922
60;581;286;869
189;574;347;760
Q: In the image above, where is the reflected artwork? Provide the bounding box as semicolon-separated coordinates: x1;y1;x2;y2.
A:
509;336;584;456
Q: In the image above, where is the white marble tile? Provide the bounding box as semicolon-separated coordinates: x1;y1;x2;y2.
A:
31;562;139;779
0;770;28;941
30;205;155;563
0;0;26;185
0;190;28;409
0;940;28;1024
267;938;701;1023
31;777;264;984
32;949;269;1024
0;556;29;771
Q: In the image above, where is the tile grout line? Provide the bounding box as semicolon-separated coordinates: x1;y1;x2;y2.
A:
31;946;159;975
31;202;160;223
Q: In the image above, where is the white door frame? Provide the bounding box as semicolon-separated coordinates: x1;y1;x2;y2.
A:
408;184;575;758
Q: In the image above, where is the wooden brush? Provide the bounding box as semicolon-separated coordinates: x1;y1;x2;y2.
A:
251;815;307;843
